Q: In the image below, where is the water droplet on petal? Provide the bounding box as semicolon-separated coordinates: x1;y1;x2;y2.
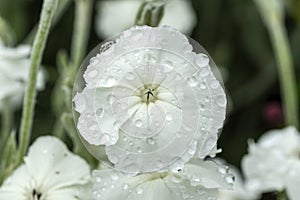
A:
135;187;143;195
187;76;197;87
225;175;234;184
210;80;219;89
136;146;142;153
88;70;98;78
166;112;173;121
195;54;209;67
105;76;116;87
74;95;86;112
95;176;102;183
122;183;130;190
200;68;209;77
157;160;164;168
111;174;119;181
106;94;116;104
171;175;183;183
135;119;143;127
90;57;99;65
96;108;104;117
146;137;155;145
216;95;226;107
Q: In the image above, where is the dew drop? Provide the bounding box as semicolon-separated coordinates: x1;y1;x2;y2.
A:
122;183;130;190
218;166;228;174
187;76;198;87
170;158;185;172
146;137;155;145
90;57;99;65
216;95;226;107
225;175;234;184
136;146;142;153
210;80;219;89
106;94;116;104
105;76;116;87
171;175;183;183
166;112;173;121
195;53;209;67
135;119;143;127
96;108;104;118
74;95;86;112
157;160;164;168
199;83;206;89
135;187;143;195
95;176;102;183
108;154;119;163
111;174;119;181
200;68;209;77
88;70;98;78
162;60;174;72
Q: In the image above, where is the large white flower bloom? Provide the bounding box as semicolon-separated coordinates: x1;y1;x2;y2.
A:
242;127;300;200
0;44;45;110
0;136;91;200
92;158;233;200
95;0;197;38
73;26;226;174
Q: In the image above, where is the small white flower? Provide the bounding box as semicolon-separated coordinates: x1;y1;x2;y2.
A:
95;0;197;38
92;159;233;200
242;127;300;199
0;44;45;110
0;136;91;200
73;26;226;174
218;165;258;200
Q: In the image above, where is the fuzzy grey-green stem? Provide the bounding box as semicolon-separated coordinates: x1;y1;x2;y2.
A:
67;0;93;92
0;98;13;157
254;0;299;128
269;21;299;128
17;0;58;165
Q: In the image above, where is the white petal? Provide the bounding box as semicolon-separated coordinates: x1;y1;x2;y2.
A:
179;159;233;189
0;166;32;200
92;168;218;200
95;0;196;38
285;160;300;200
24;136;90;189
242;143;287;192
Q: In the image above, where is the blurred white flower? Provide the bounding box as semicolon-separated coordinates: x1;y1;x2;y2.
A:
73;26;226;174
218;165;258;200
0;44;45;110
0;136;91;200
95;0;197;38
92;159;233;200
242;126;300;200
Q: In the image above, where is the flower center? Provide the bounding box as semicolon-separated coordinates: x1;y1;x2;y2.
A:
137;83;159;104
32;189;42;200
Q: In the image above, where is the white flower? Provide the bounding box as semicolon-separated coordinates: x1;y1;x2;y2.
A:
92;158;233;200
242;127;300;199
0;136;91;200
0;44;45;110
218;165;258;200
73;26;226;174
95;0;197;38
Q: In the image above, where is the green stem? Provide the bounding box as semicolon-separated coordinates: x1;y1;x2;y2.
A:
67;0;93;91
0;98;13;156
17;0;58;165
277;190;288;200
24;0;71;44
269;21;299;128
